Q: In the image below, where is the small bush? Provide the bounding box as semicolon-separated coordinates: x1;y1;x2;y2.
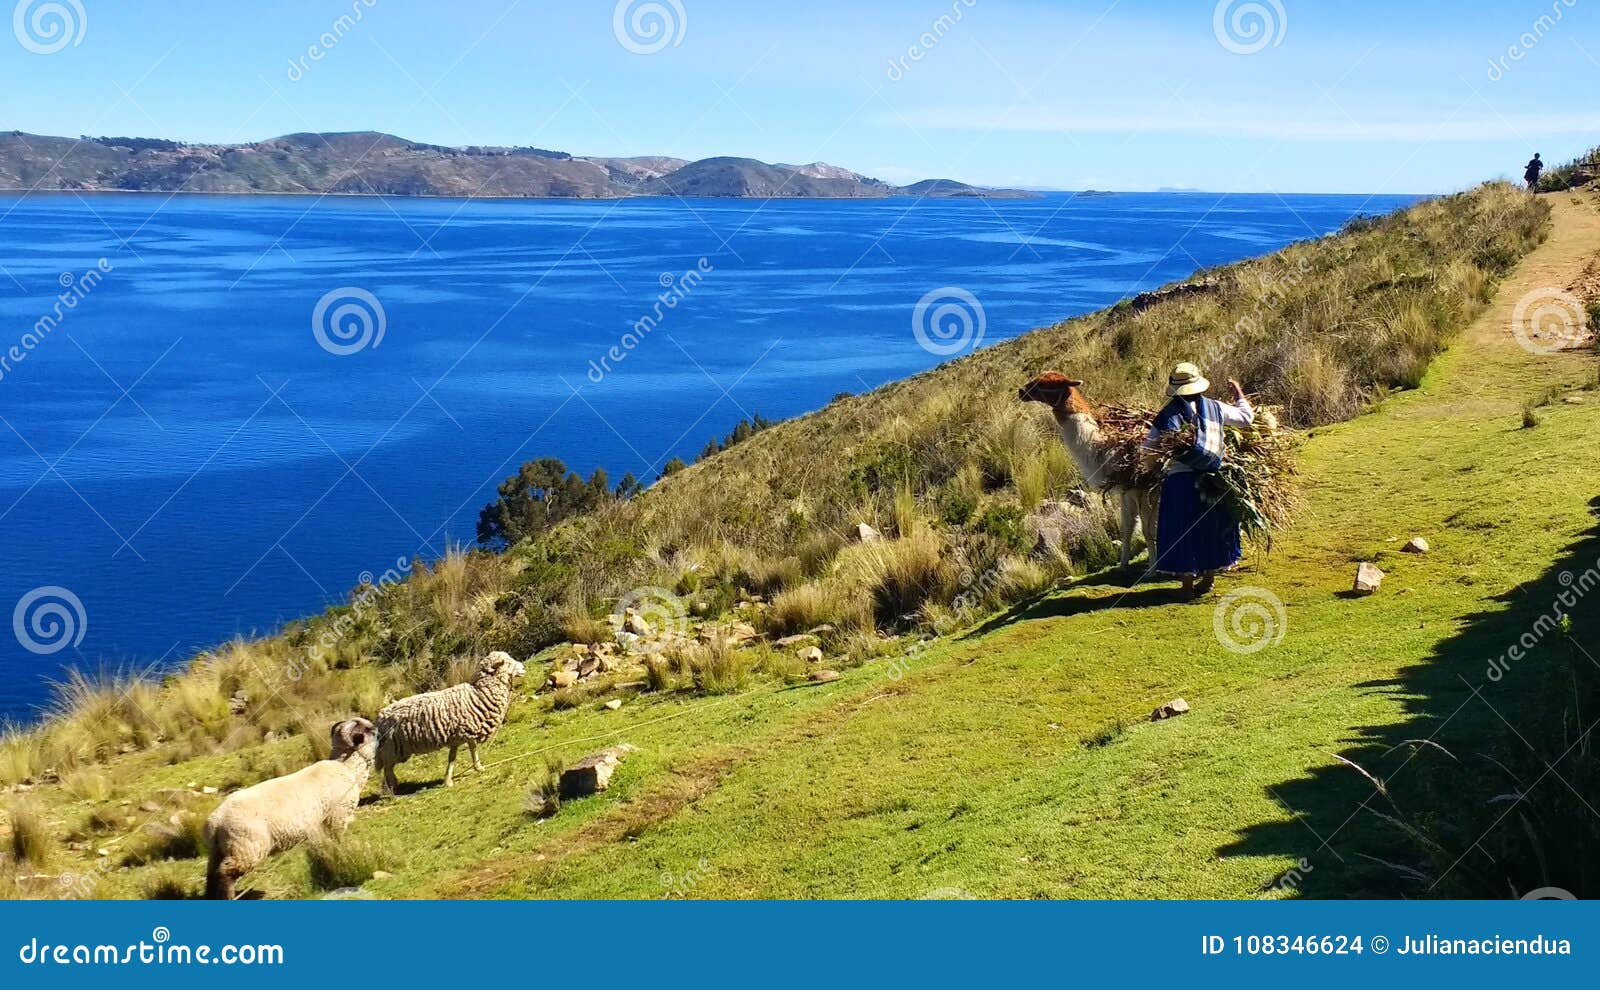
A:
141;866;201;900
60;768;115;803
305;835;397;891
686;642;752;695
122;810;207;866
766;582;869;637
6;801;56;867
522;759;565;819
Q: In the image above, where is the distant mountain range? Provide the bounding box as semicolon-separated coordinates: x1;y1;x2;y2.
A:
0;131;1036;200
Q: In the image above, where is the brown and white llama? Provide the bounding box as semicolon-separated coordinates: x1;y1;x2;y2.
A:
1018;371;1158;568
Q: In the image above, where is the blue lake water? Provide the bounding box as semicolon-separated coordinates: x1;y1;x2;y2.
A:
0;190;1419;720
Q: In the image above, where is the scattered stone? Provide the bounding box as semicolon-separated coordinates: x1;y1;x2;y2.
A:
1060;488;1096;509
692;600;710;615
138;801;161;814
549;670;578;689
578;657;600;677
558;744;636;799
603;698;623;711
201;786;219;795
1563;396;1585;405
798;646;824;664
1352;562;1385;596
807;624;835;636
774;633;818;648
624;611;652;637
1402;536;1430;554
371;871;393;881
855;522;882;543
228;690;249;716
1150;698;1191;722
96;848;110;858
807;669;842;684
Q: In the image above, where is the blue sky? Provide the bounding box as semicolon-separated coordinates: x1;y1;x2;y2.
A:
3;0;1596;192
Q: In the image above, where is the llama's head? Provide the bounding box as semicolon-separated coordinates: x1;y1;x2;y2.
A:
1018;372;1093;415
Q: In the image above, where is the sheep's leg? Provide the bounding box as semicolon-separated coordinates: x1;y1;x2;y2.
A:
1117;493;1136;569
469;740;483;773
206;847;245;901
444;745;458;787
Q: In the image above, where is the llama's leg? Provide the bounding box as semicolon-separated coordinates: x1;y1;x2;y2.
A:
469;740;483;773
444;745;458;787
1139;493;1159;564
1118;494;1136;568
381;759;398;796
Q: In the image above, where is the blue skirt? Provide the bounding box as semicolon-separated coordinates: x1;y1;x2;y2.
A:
1154;472;1242;575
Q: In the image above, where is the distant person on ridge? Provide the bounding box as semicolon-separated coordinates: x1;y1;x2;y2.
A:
1143;363;1254;599
1525;153;1543;192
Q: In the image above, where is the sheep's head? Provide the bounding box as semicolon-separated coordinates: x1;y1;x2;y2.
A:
330;717;378;761
477;650;527;686
1018;371;1093;415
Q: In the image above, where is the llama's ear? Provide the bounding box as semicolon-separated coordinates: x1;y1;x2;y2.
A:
330;720;351;754
1064;379;1084;388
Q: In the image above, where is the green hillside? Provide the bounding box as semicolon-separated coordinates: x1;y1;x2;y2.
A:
5;184;1598;900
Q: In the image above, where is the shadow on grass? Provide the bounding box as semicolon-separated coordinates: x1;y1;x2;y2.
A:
960;564;1186;641
1221;496;1600;898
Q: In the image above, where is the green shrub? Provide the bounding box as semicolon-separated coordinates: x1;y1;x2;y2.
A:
305;835;397;891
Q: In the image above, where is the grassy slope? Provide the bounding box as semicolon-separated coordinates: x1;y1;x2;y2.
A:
9;190;1597;900
439;193;1600;899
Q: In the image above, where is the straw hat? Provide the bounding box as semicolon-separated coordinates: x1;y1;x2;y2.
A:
1166;362;1209;396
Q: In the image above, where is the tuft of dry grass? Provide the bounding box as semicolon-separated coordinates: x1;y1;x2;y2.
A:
6;800;57;868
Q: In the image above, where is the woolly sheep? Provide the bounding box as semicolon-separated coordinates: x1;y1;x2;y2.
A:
376;650;526;795
203;717;377;900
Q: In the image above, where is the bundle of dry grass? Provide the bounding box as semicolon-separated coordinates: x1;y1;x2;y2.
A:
1094;403;1302;543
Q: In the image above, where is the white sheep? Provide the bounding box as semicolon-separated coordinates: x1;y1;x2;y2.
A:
203;717;377;900
376;650;526;795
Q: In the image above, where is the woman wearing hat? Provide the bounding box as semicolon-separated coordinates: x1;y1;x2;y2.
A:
1144;362;1254;597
